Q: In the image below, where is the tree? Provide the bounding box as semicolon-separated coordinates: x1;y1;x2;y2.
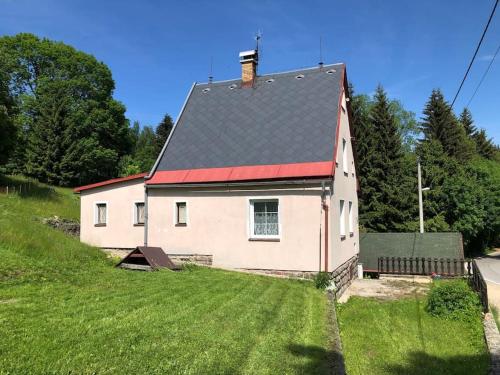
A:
0;51;17;166
119;123;157;176
351;85;416;232
155;114;174;154
420;89;474;161
474;129;496;160
459;108;477;138
0;33;132;185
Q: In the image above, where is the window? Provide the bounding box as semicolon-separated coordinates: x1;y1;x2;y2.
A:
348;201;353;235
249;199;279;239
176;202;187;225
134;202;145;225
339;200;346;237
95;203;107;226
342;138;348;174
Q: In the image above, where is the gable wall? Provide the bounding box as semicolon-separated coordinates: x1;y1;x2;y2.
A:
330;91;360;271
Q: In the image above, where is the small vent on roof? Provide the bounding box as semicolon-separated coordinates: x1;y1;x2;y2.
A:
202;88;211;93
326;69;336;74
229;84;237;90
295;74;305;80
266;78;275;84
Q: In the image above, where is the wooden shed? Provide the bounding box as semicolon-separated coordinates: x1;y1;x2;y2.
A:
117;246;180;271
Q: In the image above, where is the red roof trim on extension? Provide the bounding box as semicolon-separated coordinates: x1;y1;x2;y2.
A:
146;161;334;185
73;172;147;193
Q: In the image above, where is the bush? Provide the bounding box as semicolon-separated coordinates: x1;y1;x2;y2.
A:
427;280;482;321
314;272;332;290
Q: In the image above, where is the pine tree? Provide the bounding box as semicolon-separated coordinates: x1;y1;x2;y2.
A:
474;129;496;159
459;108;477;138
155;114;174;154
420;89;473;161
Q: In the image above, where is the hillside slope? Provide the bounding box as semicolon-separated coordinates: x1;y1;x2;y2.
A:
0;175;332;374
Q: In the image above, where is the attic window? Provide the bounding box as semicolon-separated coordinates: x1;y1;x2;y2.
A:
202;88;211;93
229;84;237;90
266;78;275;84
326;69;336;74
295;74;305;80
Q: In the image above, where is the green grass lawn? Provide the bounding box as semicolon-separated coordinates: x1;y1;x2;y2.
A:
337;294;489;375
0;176;332;374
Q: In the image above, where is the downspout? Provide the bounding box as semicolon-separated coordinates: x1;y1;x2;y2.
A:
321;182;329;272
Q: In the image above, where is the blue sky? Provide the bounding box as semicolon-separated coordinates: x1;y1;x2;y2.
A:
1;0;499;142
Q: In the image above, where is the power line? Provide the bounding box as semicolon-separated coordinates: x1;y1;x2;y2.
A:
466;43;500;108
451;0;498;108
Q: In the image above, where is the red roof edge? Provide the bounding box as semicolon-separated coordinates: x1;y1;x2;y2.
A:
73;172;147;193
146;161;334;185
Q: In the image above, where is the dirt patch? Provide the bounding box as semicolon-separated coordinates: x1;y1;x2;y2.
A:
0;299;19;304
338;277;430;303
101;248;131;259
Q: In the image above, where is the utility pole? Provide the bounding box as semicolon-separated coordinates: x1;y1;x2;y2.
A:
418;161;424;233
418;161;431;234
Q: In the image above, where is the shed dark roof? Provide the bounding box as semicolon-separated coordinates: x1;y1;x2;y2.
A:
149;64;345;184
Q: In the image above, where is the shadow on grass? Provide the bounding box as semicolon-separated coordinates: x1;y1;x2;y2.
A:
288;344;345;375
384;351;490;375
0;175;60;201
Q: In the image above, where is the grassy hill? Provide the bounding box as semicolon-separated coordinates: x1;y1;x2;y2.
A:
0;176;332;374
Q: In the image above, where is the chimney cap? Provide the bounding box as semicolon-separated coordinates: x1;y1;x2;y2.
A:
239;49;258;63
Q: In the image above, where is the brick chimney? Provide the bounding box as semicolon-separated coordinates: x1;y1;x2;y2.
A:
239;50;258;87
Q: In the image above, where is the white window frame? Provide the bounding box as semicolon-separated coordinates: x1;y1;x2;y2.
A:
248;197;281;241
132;201;145;226
94;201;108;226
348;201;353;235
339;199;346;238
173;200;188;226
342;138;348;174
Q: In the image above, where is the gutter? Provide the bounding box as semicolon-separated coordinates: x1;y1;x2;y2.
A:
145;178;332;190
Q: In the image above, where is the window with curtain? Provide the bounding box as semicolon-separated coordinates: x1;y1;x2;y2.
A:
176;202;187;225
135;202;145;225
251;199;279;237
96;203;107;225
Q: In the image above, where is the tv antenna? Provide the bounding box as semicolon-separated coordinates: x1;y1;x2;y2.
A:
319;36;324;68
208;56;213;84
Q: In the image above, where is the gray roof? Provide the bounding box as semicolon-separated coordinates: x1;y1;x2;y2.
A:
156;63;345;172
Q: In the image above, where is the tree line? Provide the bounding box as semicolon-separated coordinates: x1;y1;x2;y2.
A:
350;85;499;254
0;33;172;186
0;33;498;254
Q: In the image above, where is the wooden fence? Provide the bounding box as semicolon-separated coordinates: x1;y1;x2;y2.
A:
470;259;489;313
377;256;471;277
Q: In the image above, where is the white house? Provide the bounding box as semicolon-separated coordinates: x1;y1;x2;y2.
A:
75;49;360;287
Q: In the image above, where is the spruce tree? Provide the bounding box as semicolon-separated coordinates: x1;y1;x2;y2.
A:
155;114;174;154
420;89;473;161
474;129;496;159
459;108;477;138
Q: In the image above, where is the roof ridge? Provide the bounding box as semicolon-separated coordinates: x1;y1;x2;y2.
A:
196;63;345;86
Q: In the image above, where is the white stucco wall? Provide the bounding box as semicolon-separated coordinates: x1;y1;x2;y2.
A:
79;179;145;248
330;91;360;270
147;185;327;271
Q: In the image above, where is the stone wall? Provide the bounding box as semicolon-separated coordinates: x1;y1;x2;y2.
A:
168;254;213;267
331;255;358;299
240;269;317;280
